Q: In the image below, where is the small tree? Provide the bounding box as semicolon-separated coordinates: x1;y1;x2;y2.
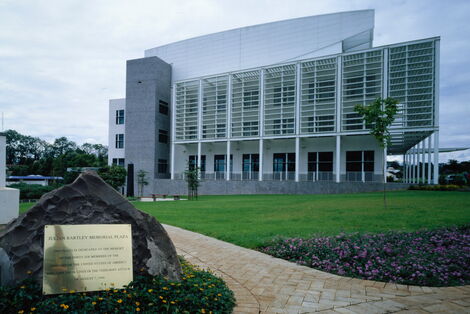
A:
137;170;149;197
355;97;398;209
184;164;200;200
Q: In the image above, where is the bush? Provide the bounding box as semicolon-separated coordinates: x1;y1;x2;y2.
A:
0;259;236;313
8;183;55;200
409;184;462;191
260;225;470;287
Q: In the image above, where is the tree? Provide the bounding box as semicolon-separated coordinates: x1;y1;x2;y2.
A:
98;165;127;190
184;165;200;200
355;97;398;209
137;170;149;197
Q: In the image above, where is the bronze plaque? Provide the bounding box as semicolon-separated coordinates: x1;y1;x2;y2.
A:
43;224;133;295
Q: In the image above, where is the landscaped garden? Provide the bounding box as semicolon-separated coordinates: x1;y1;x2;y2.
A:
0;259;235;314
19;190;470;287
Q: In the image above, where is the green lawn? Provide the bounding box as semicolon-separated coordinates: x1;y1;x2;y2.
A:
19;191;470;248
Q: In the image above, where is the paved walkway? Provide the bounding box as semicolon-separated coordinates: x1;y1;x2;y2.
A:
164;225;470;314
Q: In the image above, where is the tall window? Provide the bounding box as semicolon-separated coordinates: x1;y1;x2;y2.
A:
189;155;206;172
115;134;124;149
158;159;168;173
242;154;259;179
308;152;333;181
158;129;168;144
273;153;295;173
112;158;125;167
213;155;233;172
116;110;124;124
346;151;375;181
159;100;169;115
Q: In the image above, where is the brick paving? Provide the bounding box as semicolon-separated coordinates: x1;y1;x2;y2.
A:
164;224;470;314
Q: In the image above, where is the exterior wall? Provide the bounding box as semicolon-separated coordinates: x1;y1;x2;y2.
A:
108;98;126;165
173;135;384;181
145;10;374;81
125;56;171;195
153;179;409;195
0;134;5;187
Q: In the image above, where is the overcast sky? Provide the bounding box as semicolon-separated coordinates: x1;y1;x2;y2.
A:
1;0;469;161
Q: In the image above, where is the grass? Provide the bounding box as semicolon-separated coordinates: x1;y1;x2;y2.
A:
19;190;470;248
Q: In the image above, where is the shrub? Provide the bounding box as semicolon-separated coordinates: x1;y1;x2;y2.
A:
8;183;55;200
0;259;236;313
260;225;470;287
409;184;462;191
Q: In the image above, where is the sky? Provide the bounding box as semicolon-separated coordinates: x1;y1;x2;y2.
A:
0;0;469;162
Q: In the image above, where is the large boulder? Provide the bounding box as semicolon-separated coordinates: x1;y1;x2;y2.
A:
0;171;181;286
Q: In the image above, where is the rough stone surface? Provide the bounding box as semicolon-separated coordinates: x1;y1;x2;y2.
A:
0;171;181;286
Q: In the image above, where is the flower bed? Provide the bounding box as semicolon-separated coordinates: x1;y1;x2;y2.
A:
0;259;236;313
260;225;470;287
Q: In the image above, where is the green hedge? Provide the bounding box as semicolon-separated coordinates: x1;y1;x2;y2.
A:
409;184;462;191
8;183;55;200
0;259;236;313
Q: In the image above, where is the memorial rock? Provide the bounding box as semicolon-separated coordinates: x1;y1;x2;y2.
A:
0;171;182;286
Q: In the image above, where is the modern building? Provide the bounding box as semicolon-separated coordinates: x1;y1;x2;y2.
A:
108;10;440;195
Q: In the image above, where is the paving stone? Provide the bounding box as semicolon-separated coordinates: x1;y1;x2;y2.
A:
163;224;470;314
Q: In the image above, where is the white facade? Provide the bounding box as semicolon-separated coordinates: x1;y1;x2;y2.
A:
108;10;440;188
145;10;374;82
0;133;19;224
108;98;126;166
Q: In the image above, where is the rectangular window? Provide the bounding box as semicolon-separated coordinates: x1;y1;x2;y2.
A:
213;155;233;172
158;159;168;174
159;100;169;115
158;129;168;144
242;121;258;137
115;110;124;125
115;134;124;149
273;153;295;172
308;152;333;172
346;150;375;181
189;155;206;172
112;158;125;167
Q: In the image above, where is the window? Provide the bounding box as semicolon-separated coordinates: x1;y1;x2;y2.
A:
346;151;375;181
308;152;333;172
115;110;124;124
213;155;233;172
189;155;206;172
112;158;125;167
273;153;295;172
273;119;294;135
243;89;259;110
115;134;124;149
158;129;168;144
159;100;169;115
242;121;258;137
158;159;168;173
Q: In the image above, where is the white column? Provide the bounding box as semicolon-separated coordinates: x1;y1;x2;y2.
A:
335;56;342;133
421;141;425;183
384;147;387;183
170;143;175;179
417;143;421;183
403;153;407;183
259;139;263;181
170;84;176;180
412;146;416;183
335;135;341;183
361;151;365;182
295;63;301;135
427;136;432;184
226;140;231;181
197;142;202;171
433;131;439;184
295;137;300;182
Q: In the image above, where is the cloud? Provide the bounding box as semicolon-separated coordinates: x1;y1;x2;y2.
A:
0;0;469;162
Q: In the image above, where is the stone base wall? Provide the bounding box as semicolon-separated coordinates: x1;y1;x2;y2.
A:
153;180;410;196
